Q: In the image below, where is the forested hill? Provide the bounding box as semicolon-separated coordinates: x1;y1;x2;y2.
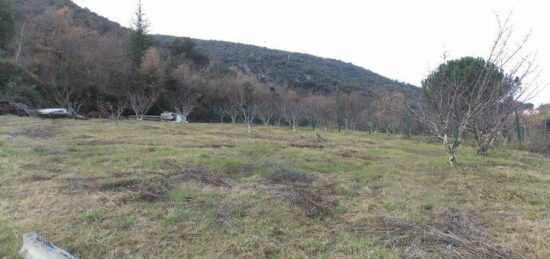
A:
155;35;418;95
13;0;419;96
12;0;125;34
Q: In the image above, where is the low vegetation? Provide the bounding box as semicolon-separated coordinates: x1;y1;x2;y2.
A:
1;116;549;258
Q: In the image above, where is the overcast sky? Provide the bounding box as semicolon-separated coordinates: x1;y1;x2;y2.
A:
72;0;549;106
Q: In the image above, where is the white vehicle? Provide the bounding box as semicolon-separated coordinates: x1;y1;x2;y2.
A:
160;112;187;123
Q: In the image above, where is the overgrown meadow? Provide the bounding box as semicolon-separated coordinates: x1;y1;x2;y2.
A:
1;116;549;258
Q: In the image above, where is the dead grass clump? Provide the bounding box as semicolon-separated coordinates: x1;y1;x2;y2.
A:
289;134;327;149
77;140;123;146
286;186;338;218
92;178;141;191
265;171;314;185
22;163;63;173
335;149;359;158
132;179;170;201
30;174;57;181
263;170;337;218
91;176;169;202
353;208;517;258
164;161;233;188
179;143;236;149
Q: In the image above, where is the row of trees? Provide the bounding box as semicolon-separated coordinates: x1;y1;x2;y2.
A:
0;0;416;136
1;0;544;167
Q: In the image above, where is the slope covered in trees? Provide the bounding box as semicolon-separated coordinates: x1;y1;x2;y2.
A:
11;0;419;97
156;35;419;95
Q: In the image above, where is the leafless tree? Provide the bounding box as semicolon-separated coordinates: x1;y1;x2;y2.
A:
98;99;127;125
468;16;541;154
213;103;228;123
303;95;331;131
127;89;159;120
171;64;201;122
408;15;540;167
257;86;280;127
237;80;260;134
282;90;304;133
372;92;405;134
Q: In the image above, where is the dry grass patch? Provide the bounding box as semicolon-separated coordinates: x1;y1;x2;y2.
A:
353;209;518;258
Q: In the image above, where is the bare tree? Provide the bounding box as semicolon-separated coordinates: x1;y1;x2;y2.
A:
282;90;303;133
170;64;201;122
468;16;540;154
303;95;331;131
98;99;127;125
372;92;405;134
14;22;25;63
257;86;280;127
127;89;159;120
213;103;228;123
409;15;540;167
236;80;260;133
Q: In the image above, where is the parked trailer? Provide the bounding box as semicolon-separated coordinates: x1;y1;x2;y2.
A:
127;115;162;121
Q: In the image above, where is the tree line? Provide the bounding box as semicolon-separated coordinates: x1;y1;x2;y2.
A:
0;0;545;166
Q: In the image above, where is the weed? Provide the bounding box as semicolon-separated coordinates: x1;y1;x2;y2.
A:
84;211;106;223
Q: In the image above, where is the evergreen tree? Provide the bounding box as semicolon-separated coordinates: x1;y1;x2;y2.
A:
128;0;151;69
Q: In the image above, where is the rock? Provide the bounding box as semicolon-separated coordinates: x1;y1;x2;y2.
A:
19;232;77;259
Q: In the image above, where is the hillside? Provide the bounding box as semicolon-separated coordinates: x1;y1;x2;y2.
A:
1;116;549;258
12;0;419;96
157;35;419;95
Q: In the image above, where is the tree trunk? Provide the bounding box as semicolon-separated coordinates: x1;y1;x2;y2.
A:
247;123;252;134
15;22;25;63
345;119;349;132
443;135;460;168
292;122;296;133
447;147;457;168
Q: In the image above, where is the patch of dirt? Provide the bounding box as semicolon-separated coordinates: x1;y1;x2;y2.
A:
352;208;518;258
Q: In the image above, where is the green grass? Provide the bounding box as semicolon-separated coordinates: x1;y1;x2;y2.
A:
0;116;549;258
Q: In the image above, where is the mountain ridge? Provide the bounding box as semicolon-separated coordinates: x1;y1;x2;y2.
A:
13;0;420;96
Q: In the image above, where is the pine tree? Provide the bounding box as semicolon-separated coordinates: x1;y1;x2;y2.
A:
128;0;151;69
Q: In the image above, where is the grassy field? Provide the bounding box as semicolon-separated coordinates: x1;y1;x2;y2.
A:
0;116;549;258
